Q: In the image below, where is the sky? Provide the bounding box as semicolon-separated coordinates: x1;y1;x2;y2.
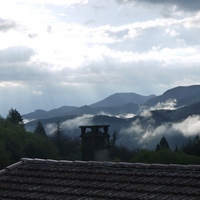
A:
1;0;200;116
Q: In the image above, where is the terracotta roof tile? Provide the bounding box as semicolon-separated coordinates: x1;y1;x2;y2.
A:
1;158;200;199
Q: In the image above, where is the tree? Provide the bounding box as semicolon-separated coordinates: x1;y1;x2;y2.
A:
175;144;179;152
24;134;59;159
182;135;200;157
110;130;118;148
131;148;200;165
0;114;62;168
52;120;65;155
0;141;11;169
34;121;46;136
193;135;200;156
6;108;24;126
50;121;81;160
155;136;170;151
54;120;63;145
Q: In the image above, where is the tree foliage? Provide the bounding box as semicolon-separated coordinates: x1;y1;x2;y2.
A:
52;120;64;148
0;109;60;169
110;144;137;162
50;120;81;160
6;108;24;126
110;130;118;148
131;148;200;164
182;135;200;157
34;121;46;136
0;141;11;168
155;136;170;151
3;108;200;169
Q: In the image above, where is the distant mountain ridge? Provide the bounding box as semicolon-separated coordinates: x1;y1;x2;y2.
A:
23;92;155;120
66;102;139;116
23;85;200;121
145;85;200;107
90;93;155;107
23;106;77;120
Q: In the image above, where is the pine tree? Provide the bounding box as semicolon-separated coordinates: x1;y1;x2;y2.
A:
6;108;24;126
155;136;170;151
110;130;118;148
34;121;46;136
54;120;63;147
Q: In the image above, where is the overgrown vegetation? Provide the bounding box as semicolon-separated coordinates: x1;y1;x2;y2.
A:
1;108;200;169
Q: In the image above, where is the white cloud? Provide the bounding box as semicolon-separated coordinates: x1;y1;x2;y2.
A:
119;114;200;149
152;99;177;110
0;82;23;88
62;114;94;130
46;123;56;135
32;91;43;95
173;115;200;137
46;114;94;136
139;109;152;118
97;111;136;119
165;28;180;37
138;99;177;121
0;0;200;117
183;13;200;28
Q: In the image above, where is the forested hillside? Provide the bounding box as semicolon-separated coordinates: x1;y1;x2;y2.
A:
0;109;81;169
2;108;200;169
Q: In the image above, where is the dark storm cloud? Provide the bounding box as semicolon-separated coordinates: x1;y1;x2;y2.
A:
0;46;35;63
0;18;17;32
116;0;200;12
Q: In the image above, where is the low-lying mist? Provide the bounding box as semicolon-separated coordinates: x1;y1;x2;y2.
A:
25;99;200;151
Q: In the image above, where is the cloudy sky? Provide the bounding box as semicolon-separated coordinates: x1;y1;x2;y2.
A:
1;0;200;116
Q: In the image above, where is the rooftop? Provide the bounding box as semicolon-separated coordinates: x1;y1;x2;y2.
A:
1;158;200;199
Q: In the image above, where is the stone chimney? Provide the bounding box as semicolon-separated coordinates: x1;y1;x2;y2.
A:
79;125;110;161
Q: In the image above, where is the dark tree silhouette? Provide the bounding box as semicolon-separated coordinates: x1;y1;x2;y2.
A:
55;121;62;143
110;130;118;148
50;120;81;159
155;136;170;151
34;121;46;136
6;108;23;126
182;135;200;157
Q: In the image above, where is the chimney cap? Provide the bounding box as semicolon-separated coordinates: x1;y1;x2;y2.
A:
79;125;110;128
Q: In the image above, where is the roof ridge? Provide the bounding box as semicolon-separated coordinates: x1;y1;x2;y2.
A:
0;161;23;175
1;158;200;174
19;158;200;171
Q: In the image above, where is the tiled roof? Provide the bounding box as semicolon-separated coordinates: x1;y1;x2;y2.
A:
1;158;200;199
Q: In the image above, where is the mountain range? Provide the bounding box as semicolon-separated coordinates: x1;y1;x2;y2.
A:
23;85;200;150
23;85;200;120
145;85;200;107
23;93;155;120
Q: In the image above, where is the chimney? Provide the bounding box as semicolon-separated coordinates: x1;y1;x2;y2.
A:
79;125;110;161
